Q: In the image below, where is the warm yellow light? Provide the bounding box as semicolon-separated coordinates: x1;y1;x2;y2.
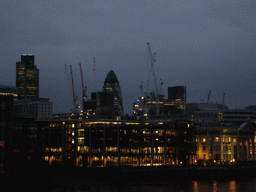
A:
214;160;216;163
194;160;197;163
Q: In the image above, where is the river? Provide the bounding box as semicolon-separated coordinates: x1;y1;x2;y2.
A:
52;177;256;192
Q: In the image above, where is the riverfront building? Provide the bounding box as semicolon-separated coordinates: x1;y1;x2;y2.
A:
38;120;196;167
196;122;256;163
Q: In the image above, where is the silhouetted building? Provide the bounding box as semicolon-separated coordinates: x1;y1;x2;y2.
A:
0;95;38;172
83;92;115;119
14;98;53;120
0;85;18;101
16;54;39;99
166;86;186;113
102;70;123;116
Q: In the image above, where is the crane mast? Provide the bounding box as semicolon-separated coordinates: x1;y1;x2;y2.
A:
79;63;87;102
207;90;211;104
222;93;225;105
147;42;158;94
93;57;100;118
93;57;98;92
70;65;78;113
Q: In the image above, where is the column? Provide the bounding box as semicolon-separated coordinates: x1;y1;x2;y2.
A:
89;127;92;167
220;135;223;160
103;126;106;167
246;138;249;161
118;127;120;167
252;137;255;160
237;138;240;161
75;126;78;166
164;129;167;165
231;137;234;159
151;128;153;166
242;139;244;161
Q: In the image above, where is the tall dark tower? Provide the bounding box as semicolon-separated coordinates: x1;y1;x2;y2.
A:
16;54;39;99
168;86;186;113
102;70;123;116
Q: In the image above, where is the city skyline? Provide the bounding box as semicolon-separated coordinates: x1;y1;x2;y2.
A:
1;0;255;115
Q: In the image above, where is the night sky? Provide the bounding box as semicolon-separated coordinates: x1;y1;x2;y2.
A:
1;0;255;115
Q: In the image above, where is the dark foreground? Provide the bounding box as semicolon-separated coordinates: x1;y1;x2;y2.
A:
1;163;256;191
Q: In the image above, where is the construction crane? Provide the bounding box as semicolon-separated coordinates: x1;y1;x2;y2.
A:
64;64;73;111
79;63;87;102
93;57;100;118
207;90;211;104
147;42;161;115
93;57;98;92
70;65;78;113
140;82;144;96
159;78;164;96
222;93;225;105
146;42;158;95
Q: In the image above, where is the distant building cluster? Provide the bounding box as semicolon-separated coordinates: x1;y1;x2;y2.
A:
0;54;256;172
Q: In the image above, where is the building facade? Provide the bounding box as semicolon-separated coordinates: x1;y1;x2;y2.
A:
16;54;39;99
167;86;186;113
14;98;53;120
102;70;123;117
0;85;18;101
196;123;256;164
38;120;196;167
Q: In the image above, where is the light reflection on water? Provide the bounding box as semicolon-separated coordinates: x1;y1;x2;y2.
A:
53;177;256;192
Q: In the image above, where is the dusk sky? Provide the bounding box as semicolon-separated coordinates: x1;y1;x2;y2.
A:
1;0;255;115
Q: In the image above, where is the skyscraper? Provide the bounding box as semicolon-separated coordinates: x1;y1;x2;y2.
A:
167;86;186;113
102;70;123;116
16;54;39;99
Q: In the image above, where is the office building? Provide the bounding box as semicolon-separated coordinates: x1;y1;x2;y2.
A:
16;54;39;99
83;92;115;119
166;86;186;113
37;120;196;167
14;98;53;120
0;85;18;101
102;70;123;116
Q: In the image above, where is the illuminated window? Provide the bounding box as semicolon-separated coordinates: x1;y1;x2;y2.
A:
203;138;206;143
215;137;220;142
233;138;237;143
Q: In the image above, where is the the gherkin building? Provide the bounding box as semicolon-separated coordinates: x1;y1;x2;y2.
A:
102;70;123;116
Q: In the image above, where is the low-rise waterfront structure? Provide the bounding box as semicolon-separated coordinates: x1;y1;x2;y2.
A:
38;120;196;167
196;122;256;163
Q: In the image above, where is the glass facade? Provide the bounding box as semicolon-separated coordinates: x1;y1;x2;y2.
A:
102;70;123;116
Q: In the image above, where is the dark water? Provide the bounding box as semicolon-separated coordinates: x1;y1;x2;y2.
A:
52;177;256;192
